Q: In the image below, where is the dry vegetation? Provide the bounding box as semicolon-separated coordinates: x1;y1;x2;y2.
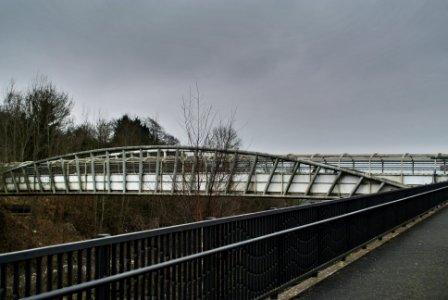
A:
0;195;296;253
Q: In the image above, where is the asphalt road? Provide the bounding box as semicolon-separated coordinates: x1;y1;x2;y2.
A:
296;206;448;300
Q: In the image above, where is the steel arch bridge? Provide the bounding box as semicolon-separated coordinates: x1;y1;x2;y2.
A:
0;146;405;199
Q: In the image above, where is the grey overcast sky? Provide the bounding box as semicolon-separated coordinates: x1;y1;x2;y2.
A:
1;1;447;154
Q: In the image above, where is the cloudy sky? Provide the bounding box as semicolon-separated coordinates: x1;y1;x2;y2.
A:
1;1;447;154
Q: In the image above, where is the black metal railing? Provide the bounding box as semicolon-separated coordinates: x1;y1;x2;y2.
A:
1;182;447;300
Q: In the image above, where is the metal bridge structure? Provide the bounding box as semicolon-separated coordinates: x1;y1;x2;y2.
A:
0;146;405;200
290;153;448;186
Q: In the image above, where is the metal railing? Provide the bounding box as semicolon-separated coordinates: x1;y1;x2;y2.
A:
1;182;447;299
291;153;448;175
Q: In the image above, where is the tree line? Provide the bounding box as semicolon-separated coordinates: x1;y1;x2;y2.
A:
0;77;179;163
0;79;260;251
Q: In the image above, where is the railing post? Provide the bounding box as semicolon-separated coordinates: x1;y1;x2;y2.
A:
96;234;111;299
204;217;216;299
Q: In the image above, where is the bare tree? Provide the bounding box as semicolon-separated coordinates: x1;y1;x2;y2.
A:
95;115;113;148
181;84;215;148
0;77;74;162
0;81;32;162
24;76;73;160
207;110;241;150
180;85;242;220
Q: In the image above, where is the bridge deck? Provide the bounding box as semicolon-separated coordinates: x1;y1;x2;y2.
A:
297;205;448;300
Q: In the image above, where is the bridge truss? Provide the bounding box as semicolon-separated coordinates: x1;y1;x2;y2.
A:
0;146;404;199
290;153;448;185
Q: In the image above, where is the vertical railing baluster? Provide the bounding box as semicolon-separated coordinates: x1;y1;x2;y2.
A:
111;244;117;299
46;255;53;293
187;230;192;299
247;220;252;299
192;229;197;299
176;232;182;299
210;226;216;300
133;274;138;300
232;222;236;295
140;239;146;300
86;248;91;300
194;229;199;299
119;243;125;300
67;252;73;300
180;232;186;300
57;253;63;291
255;218;260;296
0;264;7;300
133;240;139;300
203;226;210;299
13;262;19;299
95;240;110;299
24;259;31;296
133;240;139;270
161;235;166;299
94;247;100;280
146;238;152;299
77;250;83;300
175;233;180;299
169;233;175;299
35;257;42;295
155;235;160;300
175;232;179;299
126;242;131;300
223;223;228;298
235;222;241;299
166;234;171;300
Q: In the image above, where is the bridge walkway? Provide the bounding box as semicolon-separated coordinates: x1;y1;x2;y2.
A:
295;205;448;300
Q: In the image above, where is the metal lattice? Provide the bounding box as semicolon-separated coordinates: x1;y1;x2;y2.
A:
0;146;405;199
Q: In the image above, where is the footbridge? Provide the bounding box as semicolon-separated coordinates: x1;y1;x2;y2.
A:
0;146;405;199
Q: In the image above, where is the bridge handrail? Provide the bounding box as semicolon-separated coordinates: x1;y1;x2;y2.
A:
20;184;448;300
0;181;434;264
